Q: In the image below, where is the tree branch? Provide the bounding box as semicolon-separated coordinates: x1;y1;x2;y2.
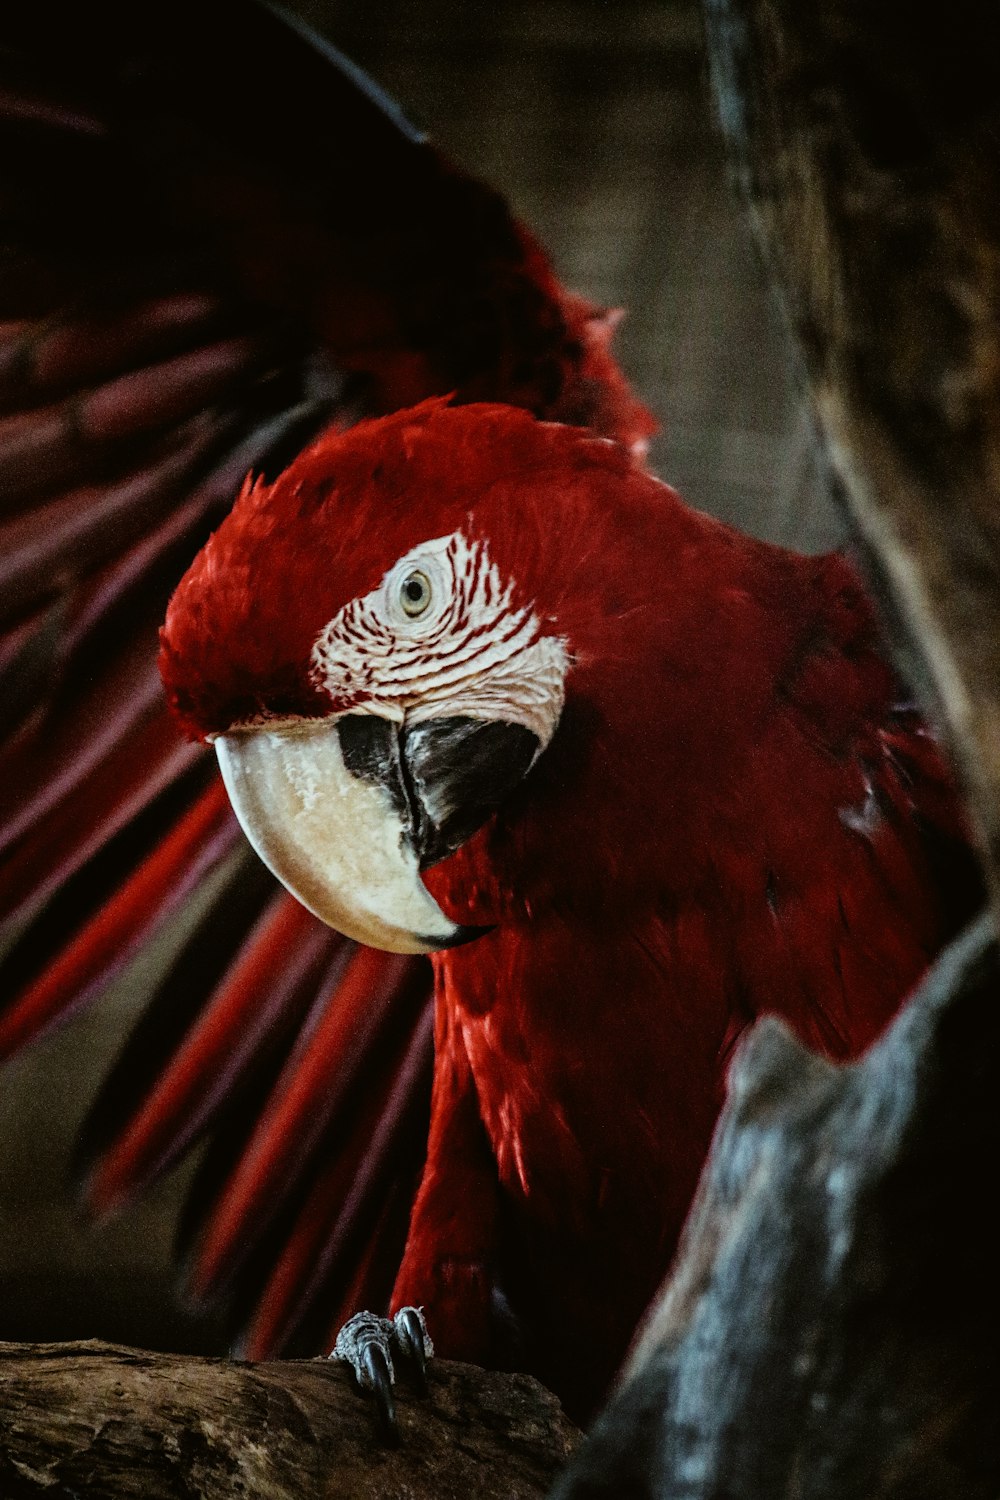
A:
554;913;1000;1498
0;1342;578;1498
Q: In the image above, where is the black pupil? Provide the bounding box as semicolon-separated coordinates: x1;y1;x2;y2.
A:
405;578;425;602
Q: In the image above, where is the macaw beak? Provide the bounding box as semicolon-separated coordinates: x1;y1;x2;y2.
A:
215;714;539;954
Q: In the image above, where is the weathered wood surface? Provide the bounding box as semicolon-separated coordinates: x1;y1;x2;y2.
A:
699;0;1000;900
0;1342;578;1499
553;913;1000;1498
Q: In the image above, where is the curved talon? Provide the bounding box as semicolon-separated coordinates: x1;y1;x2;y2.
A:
331;1310;401;1442
331;1306;434;1443
393;1305;433;1396
361;1342;400;1444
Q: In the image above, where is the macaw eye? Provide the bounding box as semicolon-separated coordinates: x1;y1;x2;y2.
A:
400;569;432;617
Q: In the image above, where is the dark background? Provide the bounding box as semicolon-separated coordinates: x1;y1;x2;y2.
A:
0;0;839;1354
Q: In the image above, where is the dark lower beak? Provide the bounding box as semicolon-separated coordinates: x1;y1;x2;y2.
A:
401;716;539;865
339;713;540;868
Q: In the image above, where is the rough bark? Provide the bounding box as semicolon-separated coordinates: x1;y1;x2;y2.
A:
0;1342;578;1499
553;913;1000;1499
702;0;1000;901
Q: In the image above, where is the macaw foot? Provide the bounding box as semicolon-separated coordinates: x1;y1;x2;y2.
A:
331;1306;434;1443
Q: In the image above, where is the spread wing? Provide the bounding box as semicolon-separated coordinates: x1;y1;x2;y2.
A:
0;0;649;1352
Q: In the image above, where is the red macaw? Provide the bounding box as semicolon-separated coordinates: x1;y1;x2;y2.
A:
0;0;648;1373
159;396;977;1419
0;0;977;1428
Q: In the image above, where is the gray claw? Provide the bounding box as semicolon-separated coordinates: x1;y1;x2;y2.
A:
331;1307;434;1443
393;1305;434;1395
332;1311;400;1442
362;1342;399;1444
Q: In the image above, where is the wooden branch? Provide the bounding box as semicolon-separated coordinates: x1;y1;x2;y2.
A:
700;0;1000;901
553;912;1000;1498
0;1342;578;1498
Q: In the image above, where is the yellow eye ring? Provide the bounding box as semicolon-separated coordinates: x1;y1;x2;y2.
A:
400;569;432;617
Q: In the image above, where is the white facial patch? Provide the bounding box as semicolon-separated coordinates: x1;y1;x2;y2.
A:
309;531;569;747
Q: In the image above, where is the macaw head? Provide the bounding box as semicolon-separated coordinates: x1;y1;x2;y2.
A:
160;399;680;953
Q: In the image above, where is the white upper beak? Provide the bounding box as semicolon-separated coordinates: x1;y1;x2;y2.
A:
215;720;465;955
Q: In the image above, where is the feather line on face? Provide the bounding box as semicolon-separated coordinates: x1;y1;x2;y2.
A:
309;530;569;745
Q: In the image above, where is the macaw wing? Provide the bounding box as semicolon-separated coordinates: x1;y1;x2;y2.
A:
0;0;643;1352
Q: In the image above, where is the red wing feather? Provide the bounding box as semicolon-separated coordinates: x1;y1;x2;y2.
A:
0;779;237;1060
0;709;202;931
186;947;431;1303
241;1005;434;1360
84;892;336;1216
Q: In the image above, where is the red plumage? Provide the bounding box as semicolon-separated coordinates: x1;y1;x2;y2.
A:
2;0;661;1378
161;400;976;1417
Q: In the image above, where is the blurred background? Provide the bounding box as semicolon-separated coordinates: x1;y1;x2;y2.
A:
0;0;840;1354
